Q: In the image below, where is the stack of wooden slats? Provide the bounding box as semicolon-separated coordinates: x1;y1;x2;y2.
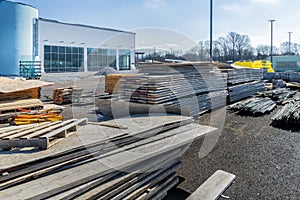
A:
0;118;87;150
0;99;43;114
53;87;83;104
117;63;228;117
105;74;137;94
222;68;266;103
0;115;217;199
0;77;52;101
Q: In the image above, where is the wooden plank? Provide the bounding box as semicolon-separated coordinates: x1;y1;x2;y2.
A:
1;122;57;139
186;170;236;200
0;125;215;199
19;119;76;139
0;115;193;171
53;150;180;200
40;118;87;138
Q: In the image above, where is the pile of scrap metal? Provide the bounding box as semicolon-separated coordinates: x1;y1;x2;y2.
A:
228;97;277;115
271;100;300;125
257;88;298;105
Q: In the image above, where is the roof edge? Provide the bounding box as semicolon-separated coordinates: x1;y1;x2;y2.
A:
39;18;136;35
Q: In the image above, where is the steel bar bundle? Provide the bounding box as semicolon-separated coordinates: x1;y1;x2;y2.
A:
271;101;300;124
228;97;277;115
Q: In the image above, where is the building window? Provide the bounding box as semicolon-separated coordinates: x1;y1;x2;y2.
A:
87;48;117;71
44;45;84;73
119;49;131;70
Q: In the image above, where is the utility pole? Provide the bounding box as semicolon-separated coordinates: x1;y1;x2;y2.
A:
288;31;292;55
268;19;275;64
209;0;213;61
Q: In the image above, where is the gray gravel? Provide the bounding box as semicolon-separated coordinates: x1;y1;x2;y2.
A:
176;108;300;200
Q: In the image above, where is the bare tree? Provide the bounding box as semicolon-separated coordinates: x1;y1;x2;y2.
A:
256;45;270;59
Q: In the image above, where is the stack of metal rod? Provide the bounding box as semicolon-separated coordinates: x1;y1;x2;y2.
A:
272;101;300;124
228;97;277;115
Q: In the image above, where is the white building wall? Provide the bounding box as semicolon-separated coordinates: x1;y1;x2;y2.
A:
38;19;135;72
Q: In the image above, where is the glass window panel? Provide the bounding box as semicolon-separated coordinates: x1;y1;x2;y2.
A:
66;47;71;54
51;46;58;53
44;45;50;53
59;46;66;53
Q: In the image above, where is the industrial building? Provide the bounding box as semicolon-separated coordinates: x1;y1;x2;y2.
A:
269;55;300;72
0;0;135;76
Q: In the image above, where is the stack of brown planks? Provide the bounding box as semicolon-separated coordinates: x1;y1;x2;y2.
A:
53;87;83;104
0;77;52;101
0;115;217;199
105;74;137;94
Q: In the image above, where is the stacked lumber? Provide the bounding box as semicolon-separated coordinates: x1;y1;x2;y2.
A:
13;112;63;125
228;97;277;115
0;118;87;150
227;81;266;103
53;87;83;104
0;77;52;101
105;74;136;94
117;63;228;117
0;99;43;114
0;115;217;199
223;68;263;85
221;68;265;103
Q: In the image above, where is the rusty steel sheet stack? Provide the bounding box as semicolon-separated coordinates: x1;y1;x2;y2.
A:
117;63;228;117
0;115;217;199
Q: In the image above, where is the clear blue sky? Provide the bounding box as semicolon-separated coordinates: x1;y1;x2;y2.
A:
9;0;300;48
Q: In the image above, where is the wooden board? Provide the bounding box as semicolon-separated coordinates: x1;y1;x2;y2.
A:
186;170;236;200
0;118;87;150
0;77;52;94
0;99;43;114
0;123;216;199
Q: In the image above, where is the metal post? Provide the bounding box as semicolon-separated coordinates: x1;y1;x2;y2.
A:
210;0;213;61
268;19;275;64
288;32;292;55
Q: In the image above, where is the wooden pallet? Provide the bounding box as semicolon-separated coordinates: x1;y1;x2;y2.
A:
0;118;87;150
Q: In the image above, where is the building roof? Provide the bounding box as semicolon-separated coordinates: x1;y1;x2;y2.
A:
39;18;136;35
0;0;37;10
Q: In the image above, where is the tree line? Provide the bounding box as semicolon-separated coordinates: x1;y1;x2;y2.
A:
139;31;300;63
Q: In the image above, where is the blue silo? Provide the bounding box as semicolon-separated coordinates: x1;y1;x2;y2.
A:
0;0;38;76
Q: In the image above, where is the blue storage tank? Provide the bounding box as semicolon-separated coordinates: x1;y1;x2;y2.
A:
0;0;38;76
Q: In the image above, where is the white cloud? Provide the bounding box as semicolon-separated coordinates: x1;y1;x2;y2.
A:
143;0;165;9
251;0;280;4
220;4;243;11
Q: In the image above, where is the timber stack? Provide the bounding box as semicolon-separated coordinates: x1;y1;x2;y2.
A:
0;77;52;123
0;115;217;199
53;86;83;104
221;68;266;103
117;63;228;117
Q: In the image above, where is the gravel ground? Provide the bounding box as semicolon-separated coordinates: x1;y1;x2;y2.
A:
41;75;300;200
175;107;300;200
